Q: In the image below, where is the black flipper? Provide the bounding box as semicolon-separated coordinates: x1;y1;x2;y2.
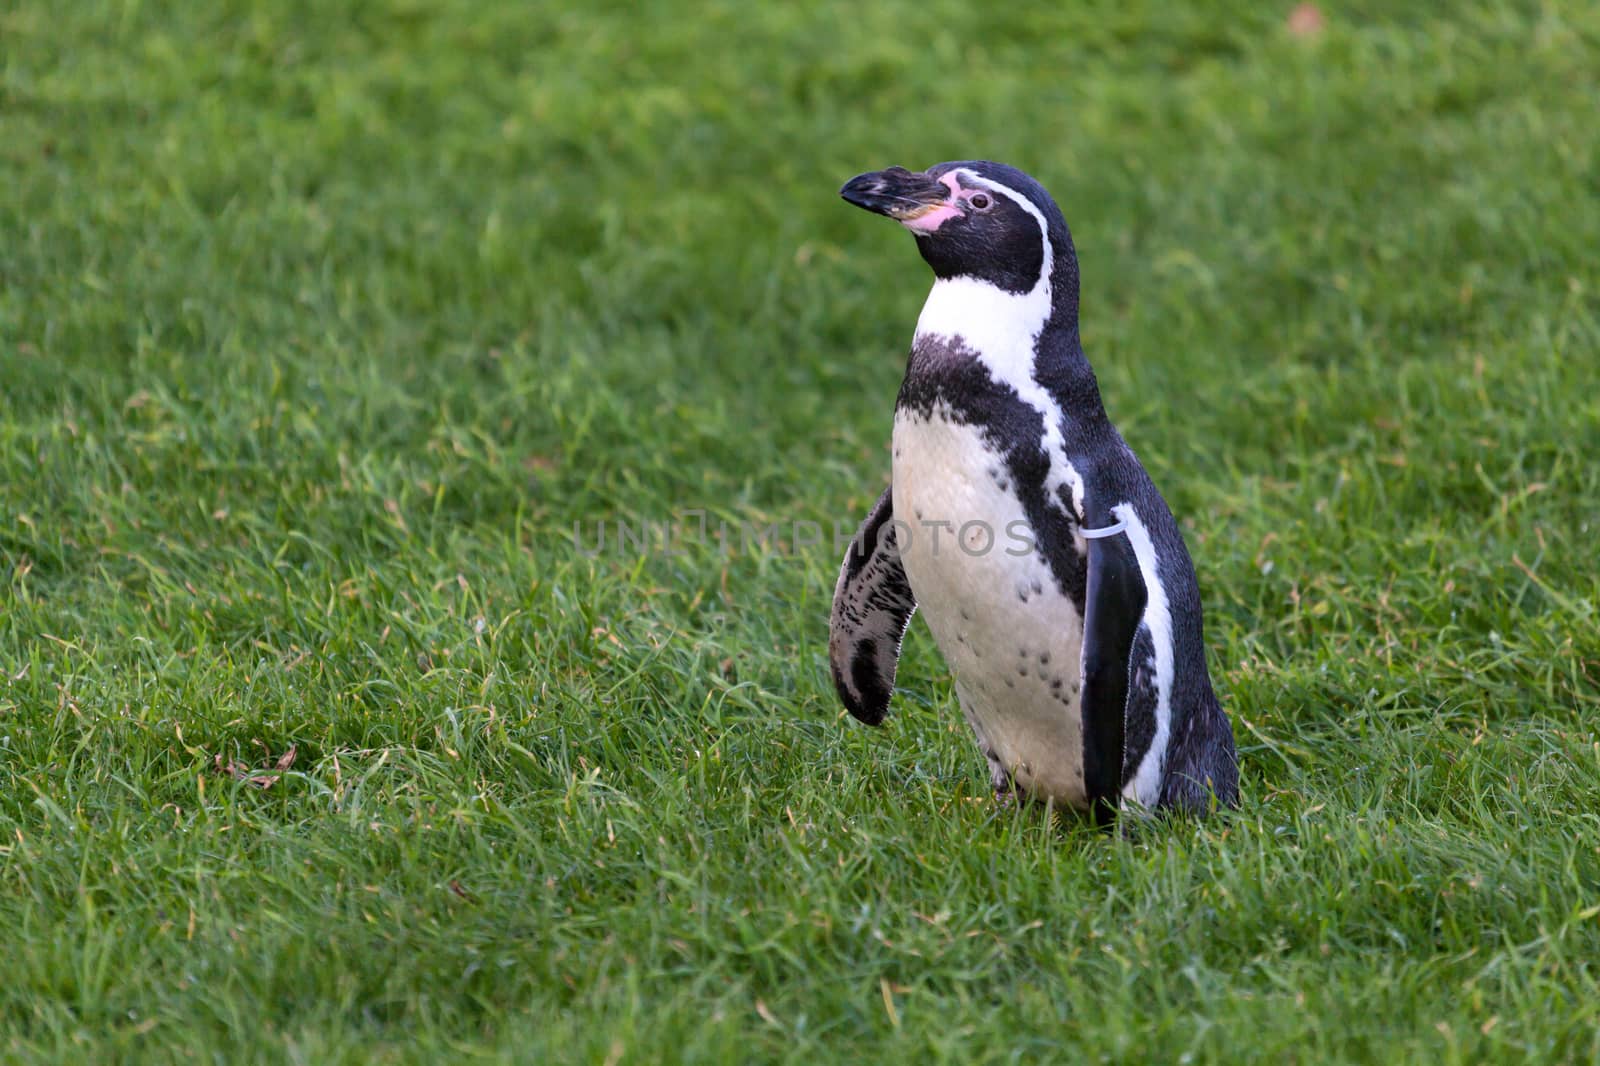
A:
1079;524;1148;825
828;487;918;725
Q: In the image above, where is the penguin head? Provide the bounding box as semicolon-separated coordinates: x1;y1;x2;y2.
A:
840;161;1075;298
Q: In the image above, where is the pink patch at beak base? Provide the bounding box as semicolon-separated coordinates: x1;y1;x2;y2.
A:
901;203;962;233
900;173;966;234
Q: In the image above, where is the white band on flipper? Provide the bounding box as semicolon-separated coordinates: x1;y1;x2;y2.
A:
1080;518;1128;540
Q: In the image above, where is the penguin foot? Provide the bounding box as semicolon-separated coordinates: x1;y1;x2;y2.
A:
991;768;1025;808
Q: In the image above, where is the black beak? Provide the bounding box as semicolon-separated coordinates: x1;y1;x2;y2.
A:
840;166;950;221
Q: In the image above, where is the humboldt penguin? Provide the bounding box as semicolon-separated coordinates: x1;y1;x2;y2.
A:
828;161;1238;820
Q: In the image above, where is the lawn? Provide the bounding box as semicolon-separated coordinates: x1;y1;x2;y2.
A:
3;0;1600;1060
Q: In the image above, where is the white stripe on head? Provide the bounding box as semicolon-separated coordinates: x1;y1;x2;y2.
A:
956;169;1055;278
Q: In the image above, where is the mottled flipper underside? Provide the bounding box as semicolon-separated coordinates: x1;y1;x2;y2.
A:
829;487;918;725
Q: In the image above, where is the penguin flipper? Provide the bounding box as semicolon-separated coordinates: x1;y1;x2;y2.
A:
829;486;917;725
1080;527;1148;823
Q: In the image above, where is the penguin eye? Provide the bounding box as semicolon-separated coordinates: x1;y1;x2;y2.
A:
969;193;992;212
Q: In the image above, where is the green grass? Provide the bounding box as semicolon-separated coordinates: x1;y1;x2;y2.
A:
3;0;1600;1060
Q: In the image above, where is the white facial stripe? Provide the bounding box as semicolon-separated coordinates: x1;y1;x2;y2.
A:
955;170;1054;265
1112;504;1173;808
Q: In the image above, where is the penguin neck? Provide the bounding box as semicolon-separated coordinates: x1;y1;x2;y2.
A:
1035;317;1108;424
913;268;1106;423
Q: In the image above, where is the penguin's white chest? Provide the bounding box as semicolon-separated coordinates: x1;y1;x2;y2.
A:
891;403;1088;806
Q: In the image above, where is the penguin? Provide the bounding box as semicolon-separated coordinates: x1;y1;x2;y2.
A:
828;161;1238;821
